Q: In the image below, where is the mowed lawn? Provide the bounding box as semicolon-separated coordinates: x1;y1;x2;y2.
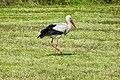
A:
0;5;120;80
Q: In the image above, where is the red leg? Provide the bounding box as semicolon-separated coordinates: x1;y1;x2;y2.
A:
50;38;56;56
56;38;62;56
51;38;53;43
50;44;62;56
49;38;62;56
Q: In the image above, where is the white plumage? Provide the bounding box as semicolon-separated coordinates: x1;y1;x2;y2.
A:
53;23;67;33
37;15;76;56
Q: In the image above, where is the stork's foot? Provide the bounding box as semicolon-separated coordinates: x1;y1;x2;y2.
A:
59;51;63;56
53;51;62;56
49;43;52;46
49;43;63;56
53;49;56;56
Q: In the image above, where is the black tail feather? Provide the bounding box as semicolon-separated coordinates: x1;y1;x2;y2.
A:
37;29;47;38
37;34;44;38
37;35;40;38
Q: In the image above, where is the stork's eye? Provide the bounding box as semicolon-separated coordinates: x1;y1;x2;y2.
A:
70;18;71;19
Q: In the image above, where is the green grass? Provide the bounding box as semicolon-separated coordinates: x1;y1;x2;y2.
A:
0;0;120;6
0;5;120;80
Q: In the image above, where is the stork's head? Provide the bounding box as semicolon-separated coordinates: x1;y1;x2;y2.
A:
66;15;76;28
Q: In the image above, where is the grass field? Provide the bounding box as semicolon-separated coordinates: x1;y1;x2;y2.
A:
0;5;120;80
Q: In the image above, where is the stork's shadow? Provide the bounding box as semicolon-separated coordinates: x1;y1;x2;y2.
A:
47;52;75;56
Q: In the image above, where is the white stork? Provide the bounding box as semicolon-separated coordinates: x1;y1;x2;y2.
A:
37;15;76;56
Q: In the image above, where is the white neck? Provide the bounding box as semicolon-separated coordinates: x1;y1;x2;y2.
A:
66;21;72;32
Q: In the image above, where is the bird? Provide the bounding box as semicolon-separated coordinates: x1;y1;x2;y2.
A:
37;15;76;56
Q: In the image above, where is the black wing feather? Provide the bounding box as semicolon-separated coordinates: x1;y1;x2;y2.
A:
37;24;63;38
46;24;56;29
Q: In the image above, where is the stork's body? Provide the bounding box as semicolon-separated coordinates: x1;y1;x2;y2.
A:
37;15;76;56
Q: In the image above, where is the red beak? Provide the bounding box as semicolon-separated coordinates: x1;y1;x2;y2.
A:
70;20;76;29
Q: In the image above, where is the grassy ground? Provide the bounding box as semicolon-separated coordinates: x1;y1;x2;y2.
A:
0;5;120;80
